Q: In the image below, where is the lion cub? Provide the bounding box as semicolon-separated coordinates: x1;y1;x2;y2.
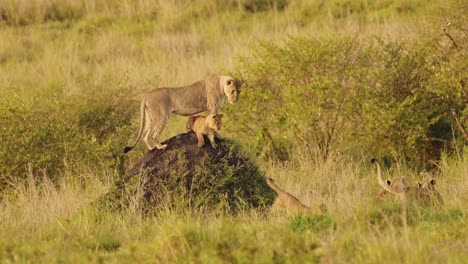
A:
186;114;223;149
266;178;315;215
415;177;444;207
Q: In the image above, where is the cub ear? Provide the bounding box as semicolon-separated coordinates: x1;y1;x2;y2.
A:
218;114;224;118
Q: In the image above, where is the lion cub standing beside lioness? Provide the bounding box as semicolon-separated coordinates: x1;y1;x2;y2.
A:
186;114;223;149
124;75;243;153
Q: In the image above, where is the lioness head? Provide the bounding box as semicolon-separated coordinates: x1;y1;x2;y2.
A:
221;76;244;104
384;177;411;194
371;157;410;197
207;114;223;131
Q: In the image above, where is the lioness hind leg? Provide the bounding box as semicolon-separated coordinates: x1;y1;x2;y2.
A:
143;129;156;150
151;117;168;149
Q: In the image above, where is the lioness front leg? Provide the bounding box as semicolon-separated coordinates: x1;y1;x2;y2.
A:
196;133;205;148
208;133;217;149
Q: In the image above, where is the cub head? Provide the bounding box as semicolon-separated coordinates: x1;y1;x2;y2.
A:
416;178;444;206
221;76;244;104
417;178;437;191
207;114;223;131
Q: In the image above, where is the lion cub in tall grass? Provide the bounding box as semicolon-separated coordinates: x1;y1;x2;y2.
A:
186;114;223;149
266;178;316;214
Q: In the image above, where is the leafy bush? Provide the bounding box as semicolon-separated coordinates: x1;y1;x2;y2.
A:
362;40;466;165
0;86;137;193
230;35;466;166
228;36;371;160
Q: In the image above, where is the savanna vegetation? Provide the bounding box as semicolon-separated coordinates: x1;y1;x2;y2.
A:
0;0;466;263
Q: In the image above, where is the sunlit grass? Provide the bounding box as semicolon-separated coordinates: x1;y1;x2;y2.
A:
0;0;465;262
0;152;465;262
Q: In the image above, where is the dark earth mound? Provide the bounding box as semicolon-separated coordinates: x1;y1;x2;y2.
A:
100;132;274;213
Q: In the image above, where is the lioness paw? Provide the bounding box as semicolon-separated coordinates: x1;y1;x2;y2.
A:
156;143;168;149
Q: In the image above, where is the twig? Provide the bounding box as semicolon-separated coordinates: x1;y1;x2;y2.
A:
451;108;468;141
443;22;459;49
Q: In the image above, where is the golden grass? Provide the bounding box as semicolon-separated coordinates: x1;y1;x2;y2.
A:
0;149;466;262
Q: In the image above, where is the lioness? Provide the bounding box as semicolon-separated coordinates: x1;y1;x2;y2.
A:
186;114;223;149
371;158;443;206
266;178;315;214
124;75;243;153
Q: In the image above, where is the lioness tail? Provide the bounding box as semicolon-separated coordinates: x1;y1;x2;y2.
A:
123;98;147;153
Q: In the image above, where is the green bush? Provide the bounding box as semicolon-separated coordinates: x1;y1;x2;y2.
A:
229;36;371;160
362;40;466;165
230;35;466;166
0;86;137;193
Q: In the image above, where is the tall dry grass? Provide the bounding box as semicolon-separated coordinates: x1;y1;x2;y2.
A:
0;148;466;262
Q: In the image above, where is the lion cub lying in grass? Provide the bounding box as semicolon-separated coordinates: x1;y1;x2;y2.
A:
371;158;444;207
266;178;316;214
186;114;223;149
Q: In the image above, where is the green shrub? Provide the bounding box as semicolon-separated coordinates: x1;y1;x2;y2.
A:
0;85;137;193
362;40;465;166
229;36;371;160
0;102;90;191
231;35;465;166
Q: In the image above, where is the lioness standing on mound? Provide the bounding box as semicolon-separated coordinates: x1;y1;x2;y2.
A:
124;75;243;153
186;114;223;149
